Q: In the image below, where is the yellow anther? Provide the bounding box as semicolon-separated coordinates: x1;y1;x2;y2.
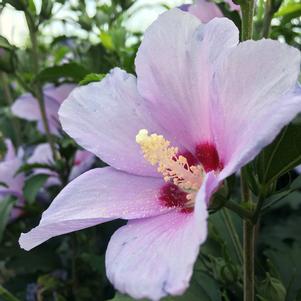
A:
136;129;205;195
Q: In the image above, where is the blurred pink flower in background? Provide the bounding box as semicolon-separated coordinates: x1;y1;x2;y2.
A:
27;143;95;185
225;0;240;11
0;139;25;220
180;0;223;22
180;0;240;24
19;8;301;301
12;84;75;135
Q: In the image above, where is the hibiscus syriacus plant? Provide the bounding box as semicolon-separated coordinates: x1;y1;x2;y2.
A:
19;8;301;301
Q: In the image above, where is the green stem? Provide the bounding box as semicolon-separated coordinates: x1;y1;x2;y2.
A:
240;0;256;41
0;72;21;147
0;285;21;301
262;0;273;38
241;169;255;301
243;220;255;301
224;199;253;220
240;2;256;296
24;12;58;161
252;194;265;223
221;208;243;265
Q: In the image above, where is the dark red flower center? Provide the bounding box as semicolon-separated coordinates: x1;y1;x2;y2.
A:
159;142;222;213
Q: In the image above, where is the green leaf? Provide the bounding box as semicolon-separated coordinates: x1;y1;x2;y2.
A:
1;0;27;11
0;284;21;301
0;197;15;242
275;2;301;17
33;63;90;84
257;274;286;301
17;163;57;174
0;36;13;50
256;124;301;186
79;73;105;85
100;32;114;50
264;243;301;301
23;174;50;204
291;175;301;190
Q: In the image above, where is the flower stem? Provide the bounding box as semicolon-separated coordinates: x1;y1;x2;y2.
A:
262;0;273;38
0;72;21;147
241;168;255;301
240;1;256;298
243;220;255;301
24;12;58;161
240;0;256;41
0;284;21;301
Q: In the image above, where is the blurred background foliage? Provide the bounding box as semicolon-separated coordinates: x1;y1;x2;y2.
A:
0;0;300;300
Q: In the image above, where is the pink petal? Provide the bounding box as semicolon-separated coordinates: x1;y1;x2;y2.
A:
27;144;59;186
69;150;95;181
12;84;74;135
188;0;223;23
105;172;218;300
19;167;170;251
0;157;24;196
212;40;301;179
135;9;238;152
12;93;41;121
4;139;16;161
28;143;54;165
224;0;240;11
43;84;75;105
59;67;183;177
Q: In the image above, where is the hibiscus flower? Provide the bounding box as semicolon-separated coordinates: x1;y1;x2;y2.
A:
27;143;95;185
19;9;301;300
180;0;240;24
12;84;75;135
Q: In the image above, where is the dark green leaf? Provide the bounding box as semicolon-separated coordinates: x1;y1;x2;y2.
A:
264;243;301;301
256;124;301;185
257;274;286;301
33;63;90;84
291;175;301;190
0;197;15;241
0;36;14;50
17;163;57;174
2;0;27;11
23;174;50;204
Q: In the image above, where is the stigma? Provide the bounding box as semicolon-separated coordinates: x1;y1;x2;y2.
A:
136;129;205;206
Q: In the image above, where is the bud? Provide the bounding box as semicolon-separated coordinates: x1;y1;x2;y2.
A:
257;274;286;301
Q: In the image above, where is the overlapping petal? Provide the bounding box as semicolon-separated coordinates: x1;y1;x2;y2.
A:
59;67;184;177
135;9;239;151
188;0;223;23
212;40;301;179
19;167;171;251
106;172;218;301
69;150;95;181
